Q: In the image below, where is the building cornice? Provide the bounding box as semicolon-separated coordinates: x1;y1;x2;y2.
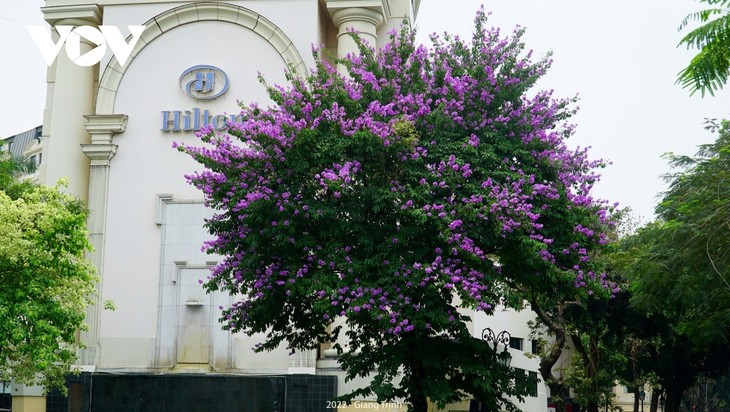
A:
326;0;390;22
84;114;129;136
81;143;118;166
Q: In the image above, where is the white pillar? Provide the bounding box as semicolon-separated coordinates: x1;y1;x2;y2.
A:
41;5;102;200
331;8;384;56
326;1;388;72
78;114;128;367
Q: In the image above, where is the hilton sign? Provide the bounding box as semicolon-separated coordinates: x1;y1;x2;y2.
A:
162;65;242;132
161;108;243;132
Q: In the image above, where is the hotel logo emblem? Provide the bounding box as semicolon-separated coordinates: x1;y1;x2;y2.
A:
162;65;238;132
179;65;229;100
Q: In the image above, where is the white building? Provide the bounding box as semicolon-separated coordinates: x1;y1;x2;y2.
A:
10;1;550;411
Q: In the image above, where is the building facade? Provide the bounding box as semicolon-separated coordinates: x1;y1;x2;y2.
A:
1;125;43;181
11;1;552;411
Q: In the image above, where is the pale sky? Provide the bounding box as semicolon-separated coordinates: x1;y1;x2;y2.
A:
1;0;729;222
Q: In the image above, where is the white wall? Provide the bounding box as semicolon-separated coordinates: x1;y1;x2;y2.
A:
96;2;313;370
474;307;549;411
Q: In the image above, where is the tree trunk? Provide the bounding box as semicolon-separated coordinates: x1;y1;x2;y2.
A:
570;333;601;412
626;338;641;412
531;299;570;412
649;389;659;412
664;392;682;412
410;393;428;412
407;349;428;412
585;401;600;412
663;383;685;412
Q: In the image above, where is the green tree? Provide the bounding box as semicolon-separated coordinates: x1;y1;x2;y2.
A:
677;0;730;96
0;141;37;198
563;297;630;412
526;209;635;412
178;11;614;412
619;222;730;412
0;147;96;391
615;119;730;411
647;119;730;343
588;225;688;412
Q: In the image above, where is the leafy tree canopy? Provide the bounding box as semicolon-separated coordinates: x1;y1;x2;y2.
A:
614;120;730;411
178;10;614;412
631;119;730;343
0;147;96;391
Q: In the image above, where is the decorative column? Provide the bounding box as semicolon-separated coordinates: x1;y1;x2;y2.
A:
40;5;102;200
326;1;388;72
78;114;128;367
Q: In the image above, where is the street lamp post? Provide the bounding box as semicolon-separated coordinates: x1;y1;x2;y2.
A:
481;327;512;367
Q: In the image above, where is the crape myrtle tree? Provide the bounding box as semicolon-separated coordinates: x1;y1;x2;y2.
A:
178;10;615;412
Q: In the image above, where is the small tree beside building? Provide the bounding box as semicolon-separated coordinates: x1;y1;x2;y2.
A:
0;144;96;392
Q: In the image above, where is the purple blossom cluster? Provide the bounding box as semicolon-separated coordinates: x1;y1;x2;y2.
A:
176;10;617;347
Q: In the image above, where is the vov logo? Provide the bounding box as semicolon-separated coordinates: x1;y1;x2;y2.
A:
27;25;145;66
179;65;229;100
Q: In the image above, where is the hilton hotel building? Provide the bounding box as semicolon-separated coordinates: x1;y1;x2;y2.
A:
13;1;549;411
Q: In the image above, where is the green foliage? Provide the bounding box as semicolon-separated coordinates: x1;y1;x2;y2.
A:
635;119;730;343
680;373;730;411
0;161;96;391
606;120;730;411
0;142;37;199
563;346;617;411
677;0;730;96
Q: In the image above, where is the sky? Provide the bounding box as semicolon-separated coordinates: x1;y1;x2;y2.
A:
1;0;729;222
